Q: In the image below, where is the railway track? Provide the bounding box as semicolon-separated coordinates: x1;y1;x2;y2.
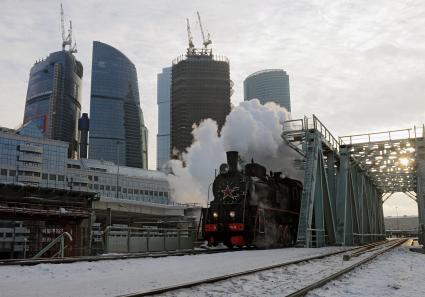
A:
0;247;242;266
286;238;408;297
119;239;407;297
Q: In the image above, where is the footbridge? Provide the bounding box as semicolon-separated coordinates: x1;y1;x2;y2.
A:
283;115;425;247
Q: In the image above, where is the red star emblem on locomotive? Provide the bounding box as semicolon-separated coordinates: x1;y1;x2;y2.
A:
221;185;235;199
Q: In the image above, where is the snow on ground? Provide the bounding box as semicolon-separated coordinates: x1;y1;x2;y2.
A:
162;242;393;296
0;246;346;297
308;242;425;297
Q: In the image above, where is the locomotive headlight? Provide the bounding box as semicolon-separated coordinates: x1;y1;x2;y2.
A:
213;211;219;218
229;211;235;218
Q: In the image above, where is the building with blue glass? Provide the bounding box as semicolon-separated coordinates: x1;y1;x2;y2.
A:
157;67;171;171
23;50;83;158
0;127;171;204
244;69;291;112
89;41;148;169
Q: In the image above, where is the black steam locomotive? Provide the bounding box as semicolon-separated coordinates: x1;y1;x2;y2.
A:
202;151;302;248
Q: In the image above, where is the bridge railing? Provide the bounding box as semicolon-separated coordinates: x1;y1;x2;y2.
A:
340;128;416;145
414;125;425;139
282;118;305;133
283;115;342;153
284;117;425;149
308;115;342;152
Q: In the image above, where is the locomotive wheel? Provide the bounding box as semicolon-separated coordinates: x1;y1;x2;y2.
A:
278;225;284;245
208;237;219;247
276;225;292;247
282;225;292;246
266;221;279;248
224;240;234;249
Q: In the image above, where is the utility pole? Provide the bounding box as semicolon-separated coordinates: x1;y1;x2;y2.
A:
116;141;121;199
23;237;27;259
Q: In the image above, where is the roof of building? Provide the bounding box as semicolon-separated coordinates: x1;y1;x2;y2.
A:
245;69;288;80
0;129;69;147
68;158;168;181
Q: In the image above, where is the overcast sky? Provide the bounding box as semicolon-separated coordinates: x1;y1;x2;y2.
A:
1;0;424;216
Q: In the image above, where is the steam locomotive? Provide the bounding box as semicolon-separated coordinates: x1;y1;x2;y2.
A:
202;151;302;248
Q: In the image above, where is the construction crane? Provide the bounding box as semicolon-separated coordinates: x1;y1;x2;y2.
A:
60;4;77;53
186;18;195;53
60;4;67;50
197;11;212;49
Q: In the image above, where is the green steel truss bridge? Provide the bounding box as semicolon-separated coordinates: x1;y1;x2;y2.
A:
283;115;425;247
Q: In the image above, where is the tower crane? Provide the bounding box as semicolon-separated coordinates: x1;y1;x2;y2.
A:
68;20;77;53
60;4;69;50
196;11;212;49
60;4;77;53
186;18;195;54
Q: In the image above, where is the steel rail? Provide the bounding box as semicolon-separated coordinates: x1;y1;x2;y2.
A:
0;247;242;267
342;239;391;260
119;242;387;297
286;238;408;297
4;240;381;267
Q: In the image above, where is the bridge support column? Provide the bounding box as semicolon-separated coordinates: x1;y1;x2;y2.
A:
356;168;384;244
336;146;354;245
326;151;337;222
416;139;425;244
297;131;336;247
377;198;385;241
335;146;384;246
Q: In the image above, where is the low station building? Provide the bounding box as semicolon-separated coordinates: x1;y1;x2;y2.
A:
0;128;198;259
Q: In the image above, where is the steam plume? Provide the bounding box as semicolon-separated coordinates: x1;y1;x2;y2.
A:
168;99;303;205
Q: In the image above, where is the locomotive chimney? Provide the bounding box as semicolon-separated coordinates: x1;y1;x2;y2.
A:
226;151;238;172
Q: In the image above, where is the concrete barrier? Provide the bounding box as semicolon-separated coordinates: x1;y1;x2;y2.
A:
104;226;195;253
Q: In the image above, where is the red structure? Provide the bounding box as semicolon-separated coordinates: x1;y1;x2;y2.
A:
0;184;96;259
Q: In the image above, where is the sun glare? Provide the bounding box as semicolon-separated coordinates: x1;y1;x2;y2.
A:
399;158;409;166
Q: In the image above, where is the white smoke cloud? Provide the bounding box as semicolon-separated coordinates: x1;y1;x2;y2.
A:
168;99;304;205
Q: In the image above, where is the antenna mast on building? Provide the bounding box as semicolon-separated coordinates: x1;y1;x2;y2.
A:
186;18;195;55
60;4;77;53
196;12;212;50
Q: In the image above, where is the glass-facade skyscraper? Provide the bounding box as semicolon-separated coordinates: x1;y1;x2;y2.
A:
23;50;83;158
157;67;171;171
244;69;291;112
89;41;148;169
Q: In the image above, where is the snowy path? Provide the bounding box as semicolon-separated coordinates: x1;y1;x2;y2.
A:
308;243;425;297
0;247;346;297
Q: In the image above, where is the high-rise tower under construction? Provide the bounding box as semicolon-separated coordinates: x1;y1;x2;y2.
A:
170;14;231;156
22;5;82;158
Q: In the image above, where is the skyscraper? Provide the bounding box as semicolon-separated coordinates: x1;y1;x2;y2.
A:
78;113;89;159
157;67;172;171
171;52;231;155
23;50;83;158
244;69;291;112
89;41;148;169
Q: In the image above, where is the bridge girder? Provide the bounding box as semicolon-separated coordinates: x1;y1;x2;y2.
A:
284;116;424;247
